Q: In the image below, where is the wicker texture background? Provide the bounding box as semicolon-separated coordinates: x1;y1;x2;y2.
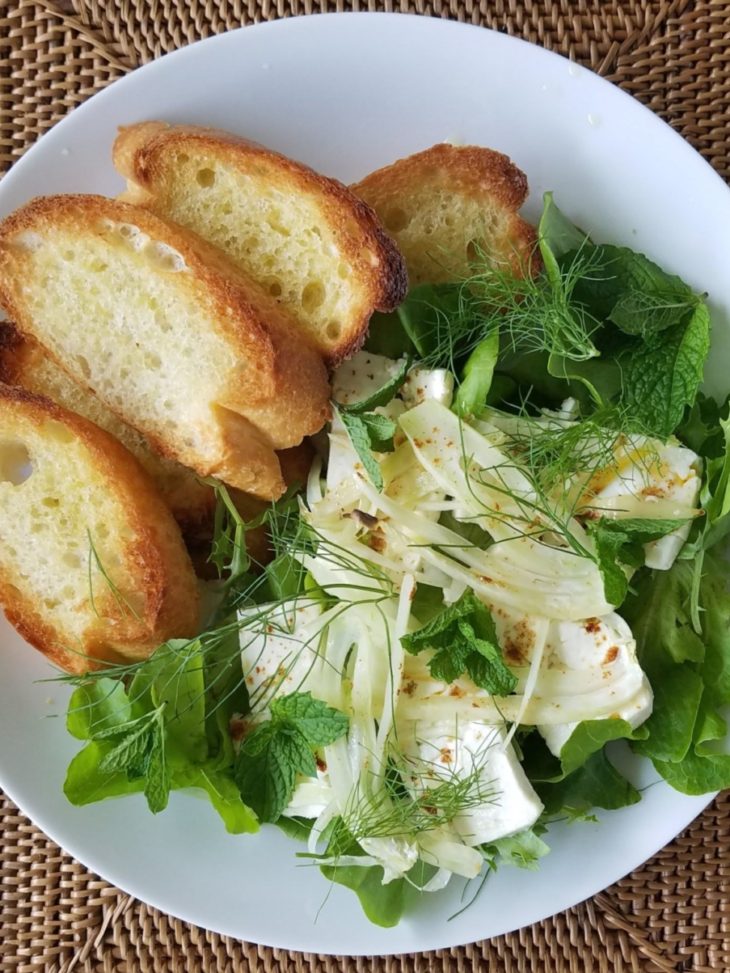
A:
1;1;729;971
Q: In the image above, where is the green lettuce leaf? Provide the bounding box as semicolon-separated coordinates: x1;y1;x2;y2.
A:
623;553;730;794
64;638;258;832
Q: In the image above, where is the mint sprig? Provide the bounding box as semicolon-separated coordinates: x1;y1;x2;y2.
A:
234;692;349;822
335;357;410;491
401;591;516;696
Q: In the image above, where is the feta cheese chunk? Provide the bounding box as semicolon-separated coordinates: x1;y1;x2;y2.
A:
537;613;653;757
239;598;323;704
399;719;543;846
584;437;701;571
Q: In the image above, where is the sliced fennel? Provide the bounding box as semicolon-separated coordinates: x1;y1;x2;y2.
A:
235;348;701;903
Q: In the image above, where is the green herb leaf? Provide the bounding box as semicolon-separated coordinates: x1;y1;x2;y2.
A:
341;356;411;414
454;329;499;418
358;412;397;452
401;591;517;695
567;244;698;338
270;692;350;748
338;410;386;490
235;692;348;822
64;741;146;806
589;518;689;606
143;715;170;813
622;302;710;438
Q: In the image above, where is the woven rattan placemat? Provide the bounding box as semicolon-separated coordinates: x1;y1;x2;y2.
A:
1;2;729;971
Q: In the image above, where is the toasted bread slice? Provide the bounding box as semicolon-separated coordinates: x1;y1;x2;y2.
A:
0;195;330;500
0;383;200;674
113;122;407;361
0;324;215;537
352;144;537;286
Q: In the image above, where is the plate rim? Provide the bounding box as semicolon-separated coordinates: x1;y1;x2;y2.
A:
0;11;723;954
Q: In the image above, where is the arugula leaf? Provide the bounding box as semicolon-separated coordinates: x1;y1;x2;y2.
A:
557;719;648;777
397;284;462;359
401;591;517;695
320;861;409;928
453;329;499;418
178;765;257;833
64;741;146;805
438;511;492;550
539;749;641;814
234;692;348;822
318;825;433;928
365;285;459;361
410;582;446;624
622;302;710;438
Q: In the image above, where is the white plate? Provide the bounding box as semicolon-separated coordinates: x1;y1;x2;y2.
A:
0;12;728;956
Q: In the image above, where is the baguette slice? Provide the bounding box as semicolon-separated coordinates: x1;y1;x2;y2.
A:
0;324;215;537
0;383;200;674
352;144;537;286
0;195;331;500
113;122;408;362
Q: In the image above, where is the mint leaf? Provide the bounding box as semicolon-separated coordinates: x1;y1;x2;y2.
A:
235;692;348;822
568;245;698;338
96;714;157;774
270;692;349;748
63;638;259;831
235;728;302;822
453;329;499;418
338;410;386;491
589;518;689;606
622;302;710;438
358;412;397;452
402;591;517;695
342;357;411;414
143;715;169;813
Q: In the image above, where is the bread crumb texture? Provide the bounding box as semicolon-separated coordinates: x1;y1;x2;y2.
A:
352;143;537;286
114;123;407;361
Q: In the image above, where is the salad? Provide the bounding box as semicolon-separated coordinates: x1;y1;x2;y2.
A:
62;195;730;927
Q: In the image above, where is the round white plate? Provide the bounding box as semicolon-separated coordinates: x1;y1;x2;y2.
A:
1;12;728;956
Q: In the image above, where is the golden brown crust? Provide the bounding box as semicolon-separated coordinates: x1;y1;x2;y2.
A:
353;143;529;213
0;382;200;674
0;194;331;499
113;122;408;363
352;143;538;279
